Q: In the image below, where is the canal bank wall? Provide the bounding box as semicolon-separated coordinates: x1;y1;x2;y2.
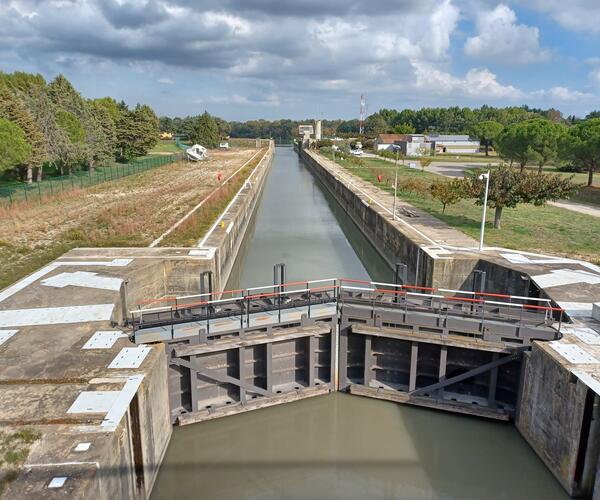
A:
298;147;479;290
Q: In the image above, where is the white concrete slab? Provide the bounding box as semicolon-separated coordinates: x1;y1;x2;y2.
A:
500;253;575;265
42;271;122;291
0;329;18;346
101;375;144;430
48;477;67;488
532;269;600;288
82;331;127;349
562;327;600;345
188;247;216;259
557;302;594;318
0;259;132;303
108;346;151;369
0;304;115;327
549;341;600;364
67;391;120;414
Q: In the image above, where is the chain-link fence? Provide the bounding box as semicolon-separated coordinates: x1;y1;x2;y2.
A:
0;153;184;207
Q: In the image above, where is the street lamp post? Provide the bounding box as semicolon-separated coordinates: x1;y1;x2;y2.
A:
478;171;490;251
393;148;399;220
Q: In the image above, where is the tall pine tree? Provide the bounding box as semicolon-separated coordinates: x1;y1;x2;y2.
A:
190;111;220;148
0;86;47;183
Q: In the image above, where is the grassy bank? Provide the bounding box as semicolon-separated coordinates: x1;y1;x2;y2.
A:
0;149;262;290
158;152;265;246
322;152;600;263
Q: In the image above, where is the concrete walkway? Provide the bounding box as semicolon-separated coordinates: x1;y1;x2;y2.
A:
549;200;600;217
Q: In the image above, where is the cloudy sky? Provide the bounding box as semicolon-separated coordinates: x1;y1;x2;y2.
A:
1;0;599;120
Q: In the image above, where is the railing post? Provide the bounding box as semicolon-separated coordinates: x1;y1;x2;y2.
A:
240;293;244;329
170;307;174;340
246;295;250;328
558;310;563;338
480;303;486;336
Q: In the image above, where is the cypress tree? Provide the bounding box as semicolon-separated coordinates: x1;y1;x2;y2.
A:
0;87;47;183
189;112;220;149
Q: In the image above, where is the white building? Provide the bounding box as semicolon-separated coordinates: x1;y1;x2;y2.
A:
428;134;480;154
374;134;405;151
374;134;431;156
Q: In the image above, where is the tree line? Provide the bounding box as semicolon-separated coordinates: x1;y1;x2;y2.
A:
482;118;600;186
0;71;160;184
161;104;595;146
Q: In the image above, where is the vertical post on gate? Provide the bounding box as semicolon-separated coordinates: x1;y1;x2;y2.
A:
200;270;213;318
471;270;486;315
273;263;286;323
472;270;486;294
394;263;407;304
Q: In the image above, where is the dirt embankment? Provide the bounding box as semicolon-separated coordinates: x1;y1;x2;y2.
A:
0;149;260;289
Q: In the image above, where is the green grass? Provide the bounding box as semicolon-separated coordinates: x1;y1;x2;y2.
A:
148;140;181;155
0;428;41;495
322;152;600;263
158;154;264;246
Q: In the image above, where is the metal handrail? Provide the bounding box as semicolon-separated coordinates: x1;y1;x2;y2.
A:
130;277;564;333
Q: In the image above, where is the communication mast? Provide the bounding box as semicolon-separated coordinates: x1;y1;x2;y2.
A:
359;94;366;135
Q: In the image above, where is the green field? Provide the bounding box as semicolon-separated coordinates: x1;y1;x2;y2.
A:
148;140;181;155
322;152;600;263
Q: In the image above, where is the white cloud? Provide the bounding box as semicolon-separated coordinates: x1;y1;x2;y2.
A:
158;77;174;85
425;0;460;58
532;86;593;101
465;4;549;64
203;11;252;36
514;0;600;33
411;62;523;99
197;93;280;107
590;68;600;86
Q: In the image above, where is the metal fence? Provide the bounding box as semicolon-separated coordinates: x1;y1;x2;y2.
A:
0;153;184;207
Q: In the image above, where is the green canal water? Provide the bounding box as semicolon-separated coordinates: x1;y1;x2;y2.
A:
151;147;567;500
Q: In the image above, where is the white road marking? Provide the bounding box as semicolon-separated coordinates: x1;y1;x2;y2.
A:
0;259;132;303
0;304;115;327
42;271;122;291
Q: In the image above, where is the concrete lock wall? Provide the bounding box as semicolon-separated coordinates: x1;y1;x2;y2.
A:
209;143;274;292
517;345;600;498
298;147;478;290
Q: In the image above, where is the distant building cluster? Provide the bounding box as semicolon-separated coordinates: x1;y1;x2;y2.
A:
374;134;480;155
298;120;322;143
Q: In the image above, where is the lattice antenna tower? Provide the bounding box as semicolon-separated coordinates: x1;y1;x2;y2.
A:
359;94;366;135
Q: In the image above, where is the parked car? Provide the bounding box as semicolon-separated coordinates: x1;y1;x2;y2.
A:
219;142;230;149
350;149;363;156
